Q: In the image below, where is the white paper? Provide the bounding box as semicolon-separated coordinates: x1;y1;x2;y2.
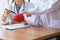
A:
0;23;30;30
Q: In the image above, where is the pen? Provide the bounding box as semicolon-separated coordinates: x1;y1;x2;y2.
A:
5;8;30;17
5;8;16;14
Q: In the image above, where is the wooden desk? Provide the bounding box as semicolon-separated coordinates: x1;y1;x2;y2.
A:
4;26;60;40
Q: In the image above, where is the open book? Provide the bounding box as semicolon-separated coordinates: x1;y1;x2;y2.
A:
0;23;30;30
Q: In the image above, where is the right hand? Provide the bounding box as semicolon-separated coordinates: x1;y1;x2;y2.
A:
2;9;11;22
22;11;31;17
25;11;31;17
4;9;11;16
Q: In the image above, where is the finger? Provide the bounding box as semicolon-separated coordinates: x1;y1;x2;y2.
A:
21;12;26;14
22;13;25;14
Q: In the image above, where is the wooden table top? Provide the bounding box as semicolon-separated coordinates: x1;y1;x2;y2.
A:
4;26;60;40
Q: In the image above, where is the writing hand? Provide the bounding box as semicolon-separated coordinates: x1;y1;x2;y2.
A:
2;9;11;22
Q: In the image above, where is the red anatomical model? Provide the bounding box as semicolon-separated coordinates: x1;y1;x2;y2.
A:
12;14;24;23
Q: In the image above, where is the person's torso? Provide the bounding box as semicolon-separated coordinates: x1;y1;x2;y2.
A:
10;2;35;14
6;2;38;25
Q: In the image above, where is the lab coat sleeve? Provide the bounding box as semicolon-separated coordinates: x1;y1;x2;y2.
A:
38;0;60;15
28;5;42;15
28;4;50;15
29;0;60;15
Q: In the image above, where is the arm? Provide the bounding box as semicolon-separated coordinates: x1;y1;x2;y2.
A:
25;0;60;15
2;9;11;22
37;0;60;15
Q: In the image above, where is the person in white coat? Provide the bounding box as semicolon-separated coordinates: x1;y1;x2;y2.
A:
26;0;60;29
1;0;38;25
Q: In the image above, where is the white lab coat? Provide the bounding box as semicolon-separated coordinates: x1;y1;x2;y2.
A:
45;0;60;29
31;0;60;29
0;1;39;25
40;0;60;29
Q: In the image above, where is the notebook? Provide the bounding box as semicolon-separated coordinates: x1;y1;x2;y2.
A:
0;23;30;30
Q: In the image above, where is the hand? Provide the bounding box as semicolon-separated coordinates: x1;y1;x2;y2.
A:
4;9;11;16
24;11;31;17
23;20;28;25
2;9;11;22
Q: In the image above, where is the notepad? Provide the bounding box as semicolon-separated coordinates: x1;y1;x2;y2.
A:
0;23;30;30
